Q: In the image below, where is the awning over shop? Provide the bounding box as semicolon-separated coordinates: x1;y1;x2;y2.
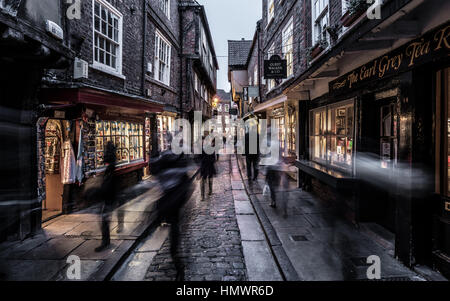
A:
40;87;164;114
253;94;287;113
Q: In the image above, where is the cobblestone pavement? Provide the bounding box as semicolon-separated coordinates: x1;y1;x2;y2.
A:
145;155;248;281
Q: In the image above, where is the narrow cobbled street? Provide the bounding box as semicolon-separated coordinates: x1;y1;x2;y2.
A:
113;156;248;281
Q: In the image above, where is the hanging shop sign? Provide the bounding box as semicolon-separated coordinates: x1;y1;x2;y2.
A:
264;55;287;79
330;22;450;96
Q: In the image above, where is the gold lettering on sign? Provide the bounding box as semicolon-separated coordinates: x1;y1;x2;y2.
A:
378;54;403;78
333;79;347;90
406;39;431;67
434;25;450;51
360;60;378;81
348;72;358;89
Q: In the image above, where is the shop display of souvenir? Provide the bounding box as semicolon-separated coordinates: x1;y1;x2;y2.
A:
45;120;63;174
45;136;60;174
94;120;144;167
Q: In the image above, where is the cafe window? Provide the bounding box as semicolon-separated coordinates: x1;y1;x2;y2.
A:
310;100;354;172
287;110;297;157
95;121;144;169
437;67;450;196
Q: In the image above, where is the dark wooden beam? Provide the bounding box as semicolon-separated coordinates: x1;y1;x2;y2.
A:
360;20;421;41
347;39;394;52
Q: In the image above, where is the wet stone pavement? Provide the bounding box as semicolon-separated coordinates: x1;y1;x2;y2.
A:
144;156;248;281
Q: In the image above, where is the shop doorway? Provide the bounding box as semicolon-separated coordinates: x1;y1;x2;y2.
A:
40;119;69;221
360;95;398;232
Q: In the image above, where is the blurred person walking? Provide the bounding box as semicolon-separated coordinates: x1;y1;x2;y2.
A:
150;147;193;281
244;117;260;183
199;135;217;201
265;154;290;218
94;141;124;252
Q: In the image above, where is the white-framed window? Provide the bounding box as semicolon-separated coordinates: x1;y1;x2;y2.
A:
253;65;258;86
267;43;276;91
154;31;172;86
218;104;222;112
311;0;329;46
93;0;123;75
267;0;275;25
282;17;294;78
194;72;199;92
158;0;170;19
225;104;230;113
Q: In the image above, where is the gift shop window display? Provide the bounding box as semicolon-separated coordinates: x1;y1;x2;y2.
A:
95;120;144;169
157;115;175;151
43;119;76;221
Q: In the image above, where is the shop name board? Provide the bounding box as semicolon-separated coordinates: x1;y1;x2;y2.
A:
330;23;450;95
264;55;287;79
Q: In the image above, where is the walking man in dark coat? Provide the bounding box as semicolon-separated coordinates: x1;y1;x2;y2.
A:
150;148;193;281
95;141;124;252
199;136;217;201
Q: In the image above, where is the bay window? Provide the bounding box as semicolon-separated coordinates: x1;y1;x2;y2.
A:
154;31;172;86
93;0;123;74
310;100;354;172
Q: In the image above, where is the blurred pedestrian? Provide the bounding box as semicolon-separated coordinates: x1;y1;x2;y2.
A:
244;118;260;183
150;148;193;281
199;134;217;201
95;141;124;252
265;155;289;218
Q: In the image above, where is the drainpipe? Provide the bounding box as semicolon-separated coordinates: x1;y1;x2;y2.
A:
179;6;184;119
257;21;263;104
141;0;147;95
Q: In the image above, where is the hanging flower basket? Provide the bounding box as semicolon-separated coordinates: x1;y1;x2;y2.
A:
341;9;364;27
310;39;328;60
341;0;370;27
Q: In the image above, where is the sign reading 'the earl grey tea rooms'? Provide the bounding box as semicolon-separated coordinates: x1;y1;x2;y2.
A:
264;55;287;79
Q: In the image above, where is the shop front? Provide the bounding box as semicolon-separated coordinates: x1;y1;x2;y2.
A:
38;87;163;221
297;22;450;271
157;113;176;152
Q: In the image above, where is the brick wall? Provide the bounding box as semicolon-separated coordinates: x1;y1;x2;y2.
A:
55;0;145;97
145;1;181;110
261;0;306;99
260;0;348;100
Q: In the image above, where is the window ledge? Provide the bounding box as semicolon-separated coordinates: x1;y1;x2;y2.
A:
145;75;176;93
295;159;356;190
91;64;126;80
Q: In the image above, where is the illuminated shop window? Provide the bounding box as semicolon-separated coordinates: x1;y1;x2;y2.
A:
310;100;354;172
95;121;144;169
